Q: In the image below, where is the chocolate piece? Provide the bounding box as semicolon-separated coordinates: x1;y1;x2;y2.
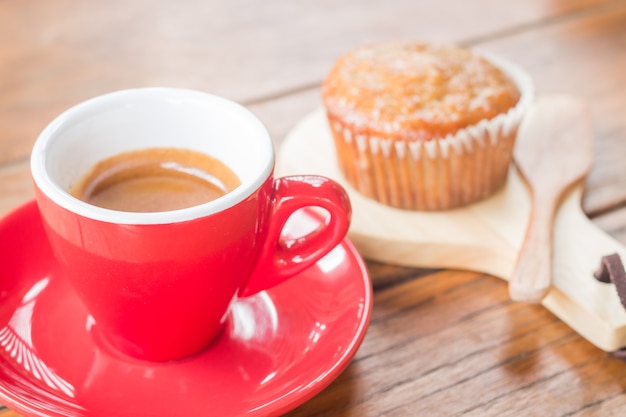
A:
594;253;626;309
594;253;626;285
593;253;623;283
594;254;626;358
595;254;626;328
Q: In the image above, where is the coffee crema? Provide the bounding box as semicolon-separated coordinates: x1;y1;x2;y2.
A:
70;147;241;212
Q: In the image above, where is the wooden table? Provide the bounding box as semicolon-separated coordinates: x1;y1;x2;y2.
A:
2;1;626;415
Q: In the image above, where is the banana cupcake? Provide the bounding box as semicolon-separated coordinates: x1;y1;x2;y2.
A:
322;41;533;210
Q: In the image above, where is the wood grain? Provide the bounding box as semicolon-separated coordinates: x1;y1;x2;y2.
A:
286;268;626;416
509;96;593;303
0;0;616;166
477;1;626;217
3;0;626;416
0;162;34;217
0;407;23;417
278;105;626;352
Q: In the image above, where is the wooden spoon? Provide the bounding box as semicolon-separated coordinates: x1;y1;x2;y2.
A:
509;95;593;303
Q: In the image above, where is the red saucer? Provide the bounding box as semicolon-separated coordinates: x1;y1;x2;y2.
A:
0;201;372;417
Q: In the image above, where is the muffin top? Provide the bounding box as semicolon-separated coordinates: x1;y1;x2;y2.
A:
322;41;521;141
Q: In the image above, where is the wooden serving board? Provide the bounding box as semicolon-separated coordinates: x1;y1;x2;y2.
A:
276;107;626;352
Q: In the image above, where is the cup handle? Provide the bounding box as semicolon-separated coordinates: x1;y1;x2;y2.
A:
238;175;352;297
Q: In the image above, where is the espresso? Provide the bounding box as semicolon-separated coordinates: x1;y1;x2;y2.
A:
70;147;241;212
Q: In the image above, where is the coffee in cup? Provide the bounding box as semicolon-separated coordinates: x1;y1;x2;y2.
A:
70;147;241;212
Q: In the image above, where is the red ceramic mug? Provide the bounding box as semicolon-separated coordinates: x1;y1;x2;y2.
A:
30;88;351;361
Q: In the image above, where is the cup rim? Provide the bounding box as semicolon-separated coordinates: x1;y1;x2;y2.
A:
30;87;275;225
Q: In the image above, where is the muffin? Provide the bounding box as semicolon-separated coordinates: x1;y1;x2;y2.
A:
322;41;533;210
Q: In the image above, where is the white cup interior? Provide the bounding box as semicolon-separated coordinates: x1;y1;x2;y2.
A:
31;88;274;224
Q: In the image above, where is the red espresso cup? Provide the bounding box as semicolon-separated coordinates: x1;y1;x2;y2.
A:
30;88;351;361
